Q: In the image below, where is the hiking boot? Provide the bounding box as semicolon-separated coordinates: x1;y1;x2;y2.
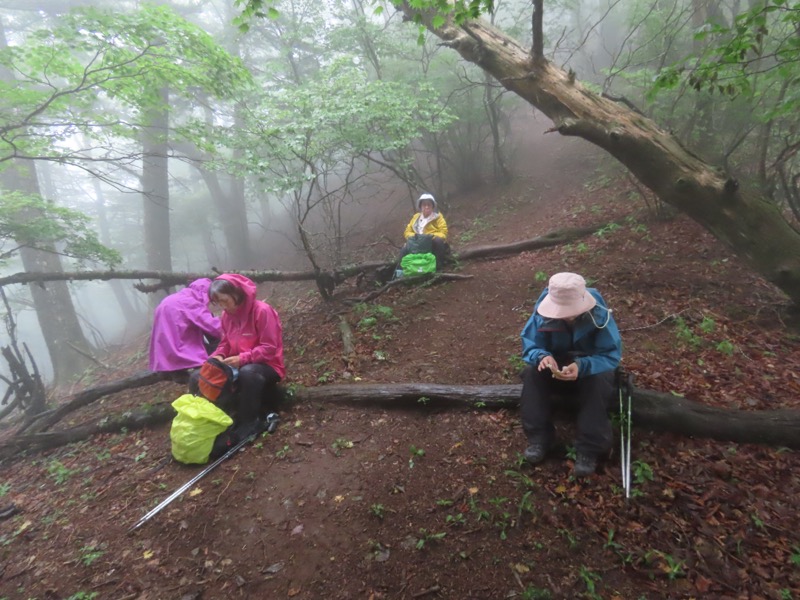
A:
574;453;598;477
210;426;235;460
523;444;550;465
210;419;265;460
232;419;266;444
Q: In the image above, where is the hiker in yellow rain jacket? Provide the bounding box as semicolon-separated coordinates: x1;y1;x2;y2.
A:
400;193;451;269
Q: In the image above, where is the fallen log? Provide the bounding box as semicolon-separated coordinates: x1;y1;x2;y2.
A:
21;370;174;434
0;221;609;293
1;383;798;461
0;403;174;459
299;384;800;449
350;272;474;303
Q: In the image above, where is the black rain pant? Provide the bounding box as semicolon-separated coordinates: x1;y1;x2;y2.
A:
190;363;281;425
520;365;615;457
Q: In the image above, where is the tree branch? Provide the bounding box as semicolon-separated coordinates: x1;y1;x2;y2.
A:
530;0;544;60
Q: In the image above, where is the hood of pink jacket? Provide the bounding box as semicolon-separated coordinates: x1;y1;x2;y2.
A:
216;273;257;315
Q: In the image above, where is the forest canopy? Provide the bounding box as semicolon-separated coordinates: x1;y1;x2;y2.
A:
0;0;798;387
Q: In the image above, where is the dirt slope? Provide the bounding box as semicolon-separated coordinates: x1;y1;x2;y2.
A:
1;116;800;600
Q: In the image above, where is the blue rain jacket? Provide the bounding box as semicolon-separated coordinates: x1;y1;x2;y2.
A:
520;287;622;377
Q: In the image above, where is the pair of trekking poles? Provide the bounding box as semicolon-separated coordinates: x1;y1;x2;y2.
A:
617;369;634;499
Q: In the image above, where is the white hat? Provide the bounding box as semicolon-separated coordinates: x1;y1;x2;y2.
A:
416;193;436;210
537;272;597;319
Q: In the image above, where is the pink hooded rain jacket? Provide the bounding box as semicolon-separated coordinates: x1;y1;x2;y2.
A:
213;273;285;379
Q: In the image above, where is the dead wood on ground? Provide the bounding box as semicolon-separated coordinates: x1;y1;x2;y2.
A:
19;371;173;434
2;382;797;461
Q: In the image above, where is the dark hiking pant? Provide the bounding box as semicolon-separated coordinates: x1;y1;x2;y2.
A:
400;236;451;270
520;364;615;457
189;363;281;425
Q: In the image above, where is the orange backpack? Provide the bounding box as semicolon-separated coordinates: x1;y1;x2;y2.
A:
198;357;237;402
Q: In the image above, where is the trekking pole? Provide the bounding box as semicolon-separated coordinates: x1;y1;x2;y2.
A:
129;413;280;533
618;375;632;499
619;386;627;496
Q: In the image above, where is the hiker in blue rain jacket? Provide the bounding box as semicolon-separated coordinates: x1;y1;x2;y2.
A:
519;272;622;477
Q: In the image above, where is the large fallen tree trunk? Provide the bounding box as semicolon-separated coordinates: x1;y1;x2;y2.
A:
300;384;800;449
1;383;798;460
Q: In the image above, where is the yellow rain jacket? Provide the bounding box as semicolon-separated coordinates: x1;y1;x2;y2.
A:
404;213;448;240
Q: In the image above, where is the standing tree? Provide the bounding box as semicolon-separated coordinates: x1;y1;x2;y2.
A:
0;19;99;383
0;4;251;382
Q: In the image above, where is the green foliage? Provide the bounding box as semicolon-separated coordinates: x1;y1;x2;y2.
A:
445;512;466;526
358;316;378;330
234;0;497;32
331;437;354;455
0;5;251;163
47;460;76;485
632;460;654;485
504;469;535;490
577;566;602;599
79;544;105;566
594;223;621;238
0;482;9;497
459;216;491;243
507;353;526;373
520;587;552;600
235;59;455;198
415;527;446;549
557;527;578;549
0;191;120;267
716;339;735;356
370;503;386;519
409;444;425;469
645;550;686;580
698;316;716;334
652;1;800;116
65;593;98;600
674;317;702;349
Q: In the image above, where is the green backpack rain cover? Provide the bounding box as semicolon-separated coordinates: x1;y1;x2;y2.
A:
170;394;233;464
400;252;437;274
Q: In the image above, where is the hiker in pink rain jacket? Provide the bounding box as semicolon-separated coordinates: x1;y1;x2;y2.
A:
190;273;284;442
148;278;221;374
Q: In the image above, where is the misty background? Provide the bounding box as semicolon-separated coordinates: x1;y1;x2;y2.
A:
0;0;797;401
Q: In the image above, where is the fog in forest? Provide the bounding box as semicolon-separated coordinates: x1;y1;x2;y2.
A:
1;0;798;407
